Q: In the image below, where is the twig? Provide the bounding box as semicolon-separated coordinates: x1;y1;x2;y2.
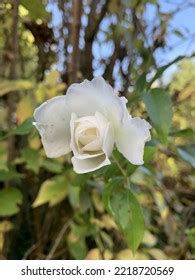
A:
46;221;70;260
85;0;110;42
81;0;110;79
22;243;39;260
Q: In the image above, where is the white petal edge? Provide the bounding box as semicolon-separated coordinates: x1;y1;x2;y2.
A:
102;122;114;157
33;96;71;158
66;76;127;129
115;117;151;165
72;154;111;174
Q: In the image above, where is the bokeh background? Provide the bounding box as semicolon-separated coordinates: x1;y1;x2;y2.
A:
0;0;195;260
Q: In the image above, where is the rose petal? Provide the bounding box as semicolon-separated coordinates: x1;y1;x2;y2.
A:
70;113;104;159
70;110;114;159
71;114;114;173
81;137;102;152
72;154;111;174
94;111;108;137
102;123;114;157
119;96;130;123
33;96;71;158
115;117;151;165
66;77;126;129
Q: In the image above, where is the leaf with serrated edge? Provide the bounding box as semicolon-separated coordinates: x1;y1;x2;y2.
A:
104;179;145;253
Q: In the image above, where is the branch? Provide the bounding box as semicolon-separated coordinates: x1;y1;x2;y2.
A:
68;0;82;84
103;41;120;84
85;0;110;42
80;0;110;79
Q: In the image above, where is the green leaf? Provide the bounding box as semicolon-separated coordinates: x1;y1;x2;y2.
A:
143;145;157;162
0;169;22;181
169;128;194;139
33;176;68;207
128;73;147;104
68;185;81;209
72;173;91;187
103;178;145;253
127;163;139;175
21;148;41;173
68;223;93;259
20;0;50;20
135;73;147;93
143;88;172;143
68;238;87;260
103;163;121;180
42;159;63;174
148;54;195;88
0;159;7;171
187;227;195;249
177;146;195;168
0;187;23;217
12;118;33;135
0;143;8;171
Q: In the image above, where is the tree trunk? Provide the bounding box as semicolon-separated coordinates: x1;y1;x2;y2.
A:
7;0;19;162
68;0;82;84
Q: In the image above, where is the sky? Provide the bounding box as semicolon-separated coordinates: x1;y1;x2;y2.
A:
48;0;195;84
146;0;195;82
154;0;195;62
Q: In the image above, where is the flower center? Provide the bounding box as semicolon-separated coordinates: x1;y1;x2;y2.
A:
79;127;98;146
74;119;103;153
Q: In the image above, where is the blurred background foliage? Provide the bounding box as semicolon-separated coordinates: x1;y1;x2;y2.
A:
0;0;195;260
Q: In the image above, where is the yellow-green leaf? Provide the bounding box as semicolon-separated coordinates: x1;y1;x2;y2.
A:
0;80;33;96
33;176;68;207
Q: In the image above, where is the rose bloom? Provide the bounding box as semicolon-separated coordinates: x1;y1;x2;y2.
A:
33;77;151;174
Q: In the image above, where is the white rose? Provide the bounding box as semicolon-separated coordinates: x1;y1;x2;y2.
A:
33;77;151;174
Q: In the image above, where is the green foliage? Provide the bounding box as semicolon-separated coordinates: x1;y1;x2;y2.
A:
143;88;173;143
0;0;194;260
148;55;195;88
170;128;194;139
33;176;68;207
42;159;63;174
187;228;195;250
177;146;195;168
67;223;92;260
0;80;33;96
68;185;81;209
143;145;157;162
0;169;22;181
35;71;66;102
103;178;145;253
11;118;34;135
170;59;195;93
0;187;22;217
68;237;87;260
20;0;50;20
21;148;41;173
0;143;8;171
